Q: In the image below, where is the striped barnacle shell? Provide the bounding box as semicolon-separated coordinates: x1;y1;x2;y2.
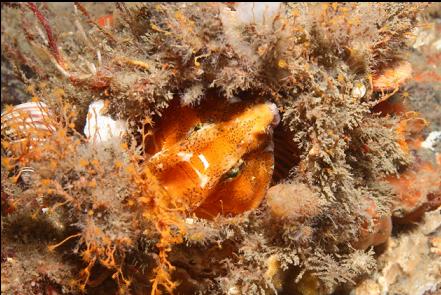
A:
1;102;55;155
17;166;36;185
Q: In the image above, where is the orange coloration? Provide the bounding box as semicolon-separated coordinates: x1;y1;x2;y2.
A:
114;57;150;71
96;14;114;29
386;161;441;223
431;237;441;255
1;102;55;155
413;71;441;83
137;97;279;293
145;99;278;218
395;112;427;154
372;95;408;115
47;233;82;252
1;99;134;291
354;198;392;250
196;149;273;217
426;52;441;66
74;222;132;291
372;61;412;92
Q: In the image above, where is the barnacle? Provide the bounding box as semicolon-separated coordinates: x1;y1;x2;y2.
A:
84;100;128;143
1;101;55;155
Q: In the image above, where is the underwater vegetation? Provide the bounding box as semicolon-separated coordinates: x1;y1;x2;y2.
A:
1;2;440;295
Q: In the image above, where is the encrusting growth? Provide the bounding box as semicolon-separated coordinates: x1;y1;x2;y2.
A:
1;2;439;294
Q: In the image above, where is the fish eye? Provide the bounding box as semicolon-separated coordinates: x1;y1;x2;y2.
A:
189;122;213;135
192;123;204;132
224;159;245;180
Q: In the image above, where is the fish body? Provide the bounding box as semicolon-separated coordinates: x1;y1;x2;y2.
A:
146;99;279;218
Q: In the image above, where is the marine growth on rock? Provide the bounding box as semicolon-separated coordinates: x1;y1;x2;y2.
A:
1;2;440;295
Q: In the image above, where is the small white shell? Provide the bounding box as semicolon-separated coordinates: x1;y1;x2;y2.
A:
84;100;128;143
227;286;240;295
421;131;441;151
351;81;366;99
235;2;282;25
433;39;441;51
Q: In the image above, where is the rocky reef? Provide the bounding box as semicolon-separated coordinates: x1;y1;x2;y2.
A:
1;3;440;295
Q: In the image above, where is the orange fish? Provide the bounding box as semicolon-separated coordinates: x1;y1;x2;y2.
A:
146;99;279;218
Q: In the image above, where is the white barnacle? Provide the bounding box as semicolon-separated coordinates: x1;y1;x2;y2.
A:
84;100;128;143
351;81;366;99
421;131;441;151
